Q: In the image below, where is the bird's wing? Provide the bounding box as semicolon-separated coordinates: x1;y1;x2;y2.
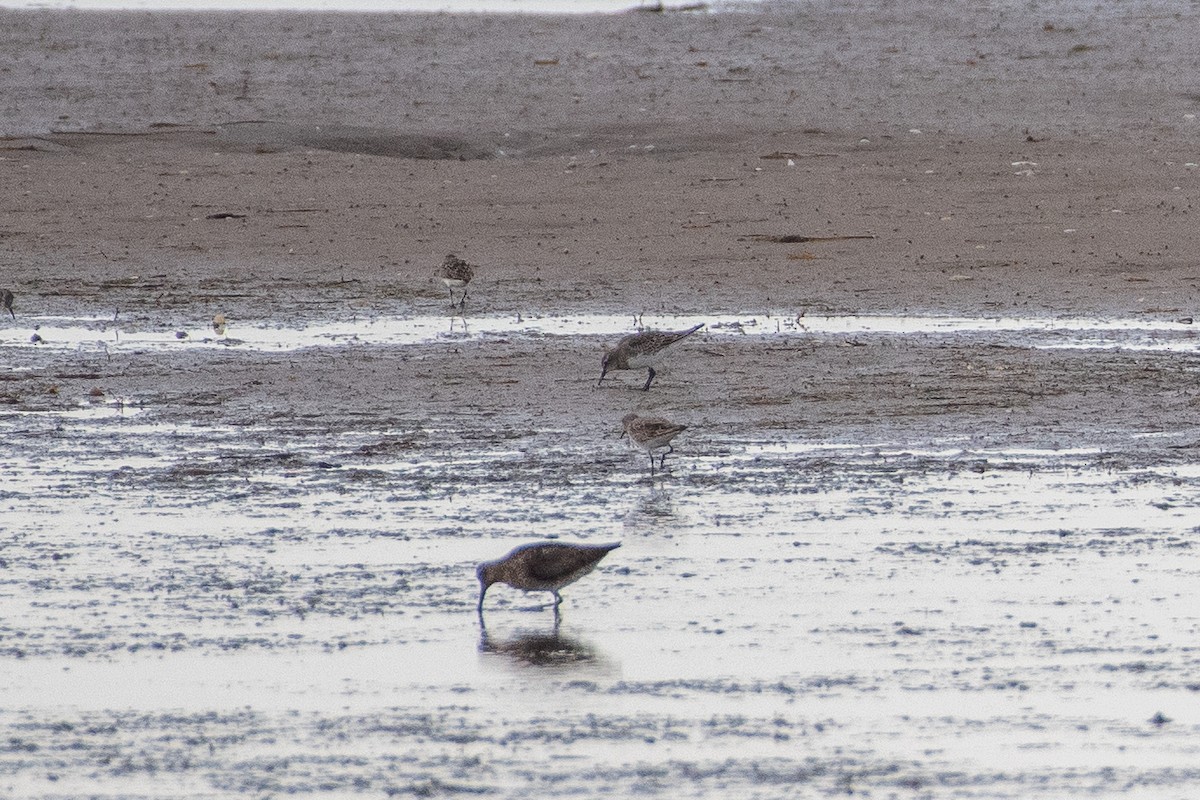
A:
527;543;618;581
439;256;474;281
664;323;703;345
633;324;703;355
634;418;687;439
633;331;675;355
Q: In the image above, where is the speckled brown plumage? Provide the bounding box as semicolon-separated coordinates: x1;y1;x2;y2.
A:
476;540;621;614
436;253;475;307
621;412;688;474
599;323;703;390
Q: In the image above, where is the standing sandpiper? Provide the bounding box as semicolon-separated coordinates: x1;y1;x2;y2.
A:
436;253;475;308
621;412;688;474
476;541;621;616
599;323;703;391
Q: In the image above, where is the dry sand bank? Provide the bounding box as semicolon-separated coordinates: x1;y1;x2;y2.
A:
1;1;1199;320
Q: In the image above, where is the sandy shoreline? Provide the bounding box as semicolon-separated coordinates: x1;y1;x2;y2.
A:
2;1;1199;321
7;126;1200;321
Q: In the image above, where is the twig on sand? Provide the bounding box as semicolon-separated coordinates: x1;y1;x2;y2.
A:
631;1;709;12
745;233;877;244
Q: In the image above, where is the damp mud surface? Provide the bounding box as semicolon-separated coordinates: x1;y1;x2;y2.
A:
5;0;1200;797
5;307;1200;798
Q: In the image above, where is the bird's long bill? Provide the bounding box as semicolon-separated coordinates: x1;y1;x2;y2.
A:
477;583;488;612
597;368;607;387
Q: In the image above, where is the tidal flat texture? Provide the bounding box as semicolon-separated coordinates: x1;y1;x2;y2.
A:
3;1;1200;797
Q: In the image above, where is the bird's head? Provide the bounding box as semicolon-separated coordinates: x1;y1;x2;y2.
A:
599;350;614;384
619;412;638;438
476;562;496;612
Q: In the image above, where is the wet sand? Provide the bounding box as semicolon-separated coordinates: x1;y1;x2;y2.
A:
4;1;1200;797
3;1;1200;321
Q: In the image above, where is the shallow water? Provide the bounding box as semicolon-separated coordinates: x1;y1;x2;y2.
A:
3;311;1200;798
4;310;1197;353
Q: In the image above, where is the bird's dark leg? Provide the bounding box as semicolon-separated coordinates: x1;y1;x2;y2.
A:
649;452;656;476
642;367;656;391
552;590;563;608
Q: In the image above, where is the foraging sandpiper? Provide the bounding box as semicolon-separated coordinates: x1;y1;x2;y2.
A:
599;323;703;391
621;412;688;474
436;253;475;308
476;541;621;615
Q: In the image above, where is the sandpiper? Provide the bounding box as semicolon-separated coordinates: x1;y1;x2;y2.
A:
436;253;475;308
621;412;688;474
599;323;703;391
1;288;14;320
476;541;621;615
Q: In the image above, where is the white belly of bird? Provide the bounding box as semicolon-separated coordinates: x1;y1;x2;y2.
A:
441;278;467;288
633;431;677;452
626;352;662;370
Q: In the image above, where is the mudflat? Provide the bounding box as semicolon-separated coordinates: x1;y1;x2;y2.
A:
3;2;1200;798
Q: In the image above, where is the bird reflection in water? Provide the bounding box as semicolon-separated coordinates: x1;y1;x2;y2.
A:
478;620;602;669
635;487;676;519
447;310;469;336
